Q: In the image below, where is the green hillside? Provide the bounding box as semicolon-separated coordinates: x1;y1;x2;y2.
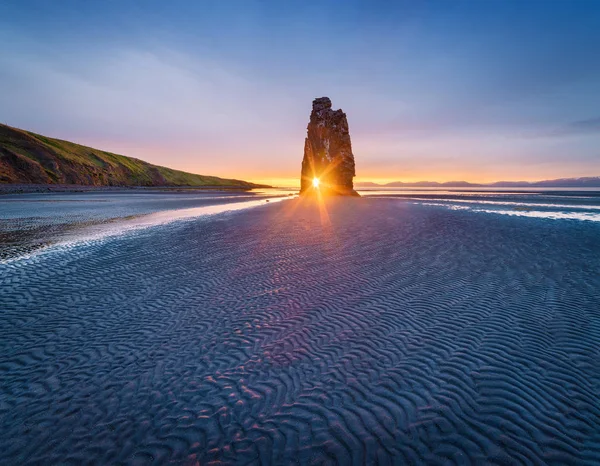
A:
0;124;264;188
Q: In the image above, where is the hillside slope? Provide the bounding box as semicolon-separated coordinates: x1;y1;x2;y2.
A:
0;124;262;188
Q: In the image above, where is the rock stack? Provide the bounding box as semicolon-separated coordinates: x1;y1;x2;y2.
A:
300;97;358;196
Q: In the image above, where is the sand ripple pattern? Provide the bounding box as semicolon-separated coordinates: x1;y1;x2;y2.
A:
1;198;600;464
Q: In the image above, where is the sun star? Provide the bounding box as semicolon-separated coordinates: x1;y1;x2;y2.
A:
313;177;320;188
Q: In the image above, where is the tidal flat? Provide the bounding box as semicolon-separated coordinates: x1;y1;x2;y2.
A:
1;191;599;464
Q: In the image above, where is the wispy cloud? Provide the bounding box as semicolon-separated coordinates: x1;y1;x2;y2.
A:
563;117;600;134
533;117;600;138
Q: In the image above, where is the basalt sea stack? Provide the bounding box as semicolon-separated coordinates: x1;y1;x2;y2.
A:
300;97;358;195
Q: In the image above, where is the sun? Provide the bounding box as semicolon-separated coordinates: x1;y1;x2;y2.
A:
312;177;320;188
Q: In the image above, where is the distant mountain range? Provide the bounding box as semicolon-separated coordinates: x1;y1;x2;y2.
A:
356;177;600;188
0;124;266;189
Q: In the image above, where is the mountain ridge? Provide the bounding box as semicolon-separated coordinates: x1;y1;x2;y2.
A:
356;177;600;188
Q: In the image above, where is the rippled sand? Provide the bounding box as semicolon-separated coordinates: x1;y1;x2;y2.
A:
1;197;599;464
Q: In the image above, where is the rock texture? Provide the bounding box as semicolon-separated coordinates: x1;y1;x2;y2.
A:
300;97;357;195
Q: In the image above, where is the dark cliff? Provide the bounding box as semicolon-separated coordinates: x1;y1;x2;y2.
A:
300;97;357;195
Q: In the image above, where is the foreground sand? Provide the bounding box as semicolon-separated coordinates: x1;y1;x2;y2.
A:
1;197;599;464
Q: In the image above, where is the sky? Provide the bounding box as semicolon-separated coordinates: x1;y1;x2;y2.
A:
1;0;599;186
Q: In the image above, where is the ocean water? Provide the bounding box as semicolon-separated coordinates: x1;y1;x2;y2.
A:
359;187;600;222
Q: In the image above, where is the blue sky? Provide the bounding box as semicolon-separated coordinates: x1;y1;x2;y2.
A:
1;0;599;184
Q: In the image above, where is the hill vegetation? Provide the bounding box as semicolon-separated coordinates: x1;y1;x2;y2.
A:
0;124;263;188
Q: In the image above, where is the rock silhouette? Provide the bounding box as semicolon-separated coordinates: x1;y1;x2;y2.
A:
300;97;357;195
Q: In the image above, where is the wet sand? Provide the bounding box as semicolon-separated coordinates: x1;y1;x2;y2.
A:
0;189;291;260
1;197;599;464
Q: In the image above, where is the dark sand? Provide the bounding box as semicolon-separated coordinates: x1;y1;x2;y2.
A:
1;197;599;464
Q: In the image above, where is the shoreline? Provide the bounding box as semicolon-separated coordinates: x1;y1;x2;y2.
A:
0;189;294;261
2;189;599;261
0;183;272;195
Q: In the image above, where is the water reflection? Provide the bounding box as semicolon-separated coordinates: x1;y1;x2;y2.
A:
1;194;293;262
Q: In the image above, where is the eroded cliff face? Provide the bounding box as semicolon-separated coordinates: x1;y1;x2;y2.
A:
300;97;357;195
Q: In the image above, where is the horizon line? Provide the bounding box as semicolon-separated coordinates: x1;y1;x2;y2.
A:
249;175;600;188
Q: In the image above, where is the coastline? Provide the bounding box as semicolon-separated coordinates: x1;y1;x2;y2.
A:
0;189;293;261
0;183;271;195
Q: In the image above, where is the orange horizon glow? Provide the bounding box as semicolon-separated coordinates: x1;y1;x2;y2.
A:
247;173;591;188
69;138;597;189
65;137;597;188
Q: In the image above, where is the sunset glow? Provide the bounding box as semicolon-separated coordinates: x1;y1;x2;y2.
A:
1;1;598;184
312;178;320;189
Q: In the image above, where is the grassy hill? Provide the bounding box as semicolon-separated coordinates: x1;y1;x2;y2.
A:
0;124;264;188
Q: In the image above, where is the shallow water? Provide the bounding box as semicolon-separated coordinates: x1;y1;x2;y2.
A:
0;189;293;260
1;193;600;463
360;188;600;222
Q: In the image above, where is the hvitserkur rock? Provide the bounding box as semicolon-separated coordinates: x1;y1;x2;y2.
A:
300;97;358;195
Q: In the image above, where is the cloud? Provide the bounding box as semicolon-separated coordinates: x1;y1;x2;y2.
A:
533;117;600;139
564;117;600;134
0;44;310;176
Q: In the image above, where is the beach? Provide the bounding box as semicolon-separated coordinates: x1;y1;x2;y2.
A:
1;194;600;464
0;189;292;260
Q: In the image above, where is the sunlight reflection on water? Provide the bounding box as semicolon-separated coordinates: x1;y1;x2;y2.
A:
418;202;600;222
1;196;293;264
60;196;294;245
